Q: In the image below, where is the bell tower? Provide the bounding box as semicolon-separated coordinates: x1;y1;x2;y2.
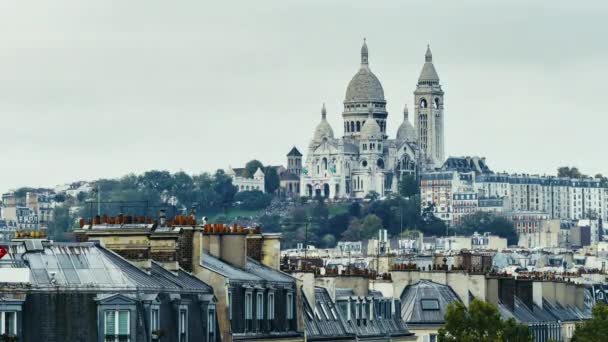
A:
414;45;444;169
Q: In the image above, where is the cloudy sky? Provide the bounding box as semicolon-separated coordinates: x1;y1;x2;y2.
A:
1;0;607;193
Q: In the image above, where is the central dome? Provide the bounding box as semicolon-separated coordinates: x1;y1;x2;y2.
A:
344;39;385;104
345;68;385;103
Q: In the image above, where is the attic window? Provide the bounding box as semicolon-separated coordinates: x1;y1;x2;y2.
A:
420;299;440;311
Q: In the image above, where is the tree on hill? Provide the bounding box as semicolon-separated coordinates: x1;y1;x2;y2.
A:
244;160;264;178
438;299;532;342
234;190;272;210
263;166;280;194
341;218;363;241
572;302;608;342
456;212;517;245
365;191;380;201
213;170;238;213
399;174;419;198
361;214;383;239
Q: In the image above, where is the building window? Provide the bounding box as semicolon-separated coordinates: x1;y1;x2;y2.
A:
179;308;188;342
104;310;130;342
150;307;160;339
268;293;275;320
245;292;253;320
286;293;294;320
256;292;264;323
0;311;17;336
228;291;232;320
207;306;216;342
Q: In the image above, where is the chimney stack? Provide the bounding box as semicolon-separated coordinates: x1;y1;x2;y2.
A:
159;209;166;226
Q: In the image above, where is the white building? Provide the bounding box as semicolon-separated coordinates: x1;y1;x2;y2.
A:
300;40;446;199
226;167;265;193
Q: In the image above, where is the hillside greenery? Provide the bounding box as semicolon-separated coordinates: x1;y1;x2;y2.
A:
46;169;517;247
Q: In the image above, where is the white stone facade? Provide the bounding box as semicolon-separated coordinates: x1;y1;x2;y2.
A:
301;41;443;199
227;167;265;193
422;168;608;227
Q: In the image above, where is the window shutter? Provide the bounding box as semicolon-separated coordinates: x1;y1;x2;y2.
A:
105;311;116;335
118;311;129;335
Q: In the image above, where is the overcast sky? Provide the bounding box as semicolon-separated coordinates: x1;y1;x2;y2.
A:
1;0;607;193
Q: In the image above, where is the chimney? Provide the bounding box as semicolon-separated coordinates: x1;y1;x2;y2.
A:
247;232;281;270
191;227;204;275
159;209;167;226
220;233;248;269
292;272;316;306
201;224;249;269
533;281;544;309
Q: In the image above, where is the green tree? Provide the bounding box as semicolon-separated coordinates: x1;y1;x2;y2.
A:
341;218;363;241
321;234;336;248
572;302;608;342
457;212;517;245
212;169;238;213
438;299;532;342
399;174;419;197
53;193;66;203
258;214;281;233
558;166;585;179
365;191;380;201
263;166;280;194
348;202;362;218
594;174;608;187
48;206;74;241
244;160;264;178
234;190;272;210
139;170;173;192
361;214;383;239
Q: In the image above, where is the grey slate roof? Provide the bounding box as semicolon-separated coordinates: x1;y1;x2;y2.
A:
150;261;213;292
305;287;412;341
202;253;260;281
287;147;302;157
280;172;300;181
400;280;461;325
1;241;213;294
304;287;354;341
202;253;294;284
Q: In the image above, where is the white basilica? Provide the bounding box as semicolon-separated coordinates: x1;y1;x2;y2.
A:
301;40;445;199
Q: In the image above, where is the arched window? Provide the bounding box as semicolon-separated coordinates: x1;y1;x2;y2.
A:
350;122;355;132
322;158;328;170
420;98;427;108
356;121;361;132
434;97;440;109
377;159;384;169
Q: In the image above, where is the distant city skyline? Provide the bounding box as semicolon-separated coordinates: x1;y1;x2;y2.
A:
1;1;607;193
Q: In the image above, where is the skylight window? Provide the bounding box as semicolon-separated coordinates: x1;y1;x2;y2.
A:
420;299;440;311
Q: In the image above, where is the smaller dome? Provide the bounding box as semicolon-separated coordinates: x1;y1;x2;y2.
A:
396;105;417;142
313;104;334;142
360;108;382;140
